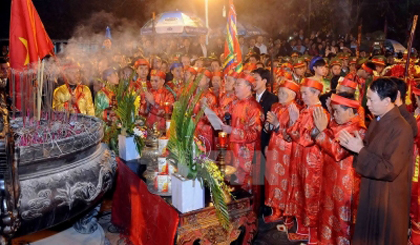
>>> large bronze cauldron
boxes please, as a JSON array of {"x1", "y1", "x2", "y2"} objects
[{"x1": 1, "y1": 113, "x2": 116, "y2": 241}]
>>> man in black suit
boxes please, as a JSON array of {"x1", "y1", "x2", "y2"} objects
[
  {"x1": 252, "y1": 68, "x2": 278, "y2": 216},
  {"x1": 178, "y1": 38, "x2": 193, "y2": 56},
  {"x1": 252, "y1": 68, "x2": 278, "y2": 153},
  {"x1": 191, "y1": 35, "x2": 208, "y2": 58}
]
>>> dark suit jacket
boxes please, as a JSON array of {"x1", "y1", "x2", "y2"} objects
[
  {"x1": 177, "y1": 46, "x2": 192, "y2": 56},
  {"x1": 191, "y1": 43, "x2": 208, "y2": 57},
  {"x1": 258, "y1": 90, "x2": 279, "y2": 154}
]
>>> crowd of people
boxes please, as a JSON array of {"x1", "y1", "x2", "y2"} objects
[{"x1": 2, "y1": 28, "x2": 420, "y2": 245}]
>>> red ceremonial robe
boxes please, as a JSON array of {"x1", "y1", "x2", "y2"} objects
[
  {"x1": 218, "y1": 91, "x2": 237, "y2": 114},
  {"x1": 265, "y1": 102, "x2": 296, "y2": 211},
  {"x1": 140, "y1": 87, "x2": 175, "y2": 132},
  {"x1": 194, "y1": 89, "x2": 218, "y2": 152},
  {"x1": 286, "y1": 104, "x2": 328, "y2": 239},
  {"x1": 315, "y1": 116, "x2": 366, "y2": 245},
  {"x1": 227, "y1": 96, "x2": 264, "y2": 191}
]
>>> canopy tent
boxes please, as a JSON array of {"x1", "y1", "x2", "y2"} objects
[
  {"x1": 384, "y1": 39, "x2": 406, "y2": 54},
  {"x1": 141, "y1": 11, "x2": 208, "y2": 36}
]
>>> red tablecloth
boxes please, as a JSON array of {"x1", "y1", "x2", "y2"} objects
[{"x1": 111, "y1": 159, "x2": 179, "y2": 245}]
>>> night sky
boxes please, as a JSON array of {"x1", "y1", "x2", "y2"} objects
[{"x1": 1, "y1": 0, "x2": 420, "y2": 46}]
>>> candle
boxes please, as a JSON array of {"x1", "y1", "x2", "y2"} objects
[
  {"x1": 218, "y1": 131, "x2": 228, "y2": 148},
  {"x1": 164, "y1": 102, "x2": 171, "y2": 114}
]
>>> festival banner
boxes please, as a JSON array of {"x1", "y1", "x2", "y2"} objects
[{"x1": 223, "y1": 0, "x2": 243, "y2": 73}]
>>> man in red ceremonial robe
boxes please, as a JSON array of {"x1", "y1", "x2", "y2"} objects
[
  {"x1": 336, "y1": 77, "x2": 365, "y2": 126},
  {"x1": 218, "y1": 70, "x2": 237, "y2": 115},
  {"x1": 221, "y1": 73, "x2": 264, "y2": 193},
  {"x1": 140, "y1": 70, "x2": 175, "y2": 132},
  {"x1": 356, "y1": 62, "x2": 376, "y2": 108},
  {"x1": 130, "y1": 58, "x2": 150, "y2": 92},
  {"x1": 211, "y1": 71, "x2": 223, "y2": 98},
  {"x1": 176, "y1": 66, "x2": 197, "y2": 98},
  {"x1": 286, "y1": 78, "x2": 327, "y2": 244},
  {"x1": 264, "y1": 80, "x2": 300, "y2": 223},
  {"x1": 313, "y1": 93, "x2": 366, "y2": 245},
  {"x1": 194, "y1": 69, "x2": 218, "y2": 152}
]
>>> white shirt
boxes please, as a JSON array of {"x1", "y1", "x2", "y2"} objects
[
  {"x1": 256, "y1": 89, "x2": 266, "y2": 103},
  {"x1": 200, "y1": 44, "x2": 207, "y2": 57},
  {"x1": 255, "y1": 43, "x2": 267, "y2": 54}
]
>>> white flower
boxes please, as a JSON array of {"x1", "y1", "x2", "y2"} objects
[{"x1": 133, "y1": 127, "x2": 141, "y2": 136}]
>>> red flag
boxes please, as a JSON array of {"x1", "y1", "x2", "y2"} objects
[{"x1": 9, "y1": 0, "x2": 54, "y2": 109}]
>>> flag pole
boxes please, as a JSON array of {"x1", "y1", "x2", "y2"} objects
[
  {"x1": 404, "y1": 15, "x2": 418, "y2": 106},
  {"x1": 20, "y1": 72, "x2": 24, "y2": 127},
  {"x1": 11, "y1": 71, "x2": 15, "y2": 119},
  {"x1": 37, "y1": 59, "x2": 45, "y2": 121},
  {"x1": 405, "y1": 15, "x2": 418, "y2": 78},
  {"x1": 356, "y1": 24, "x2": 362, "y2": 59}
]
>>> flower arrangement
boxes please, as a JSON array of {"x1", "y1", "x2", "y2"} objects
[
  {"x1": 167, "y1": 74, "x2": 231, "y2": 229},
  {"x1": 102, "y1": 72, "x2": 147, "y2": 156}
]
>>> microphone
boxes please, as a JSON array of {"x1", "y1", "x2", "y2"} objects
[{"x1": 224, "y1": 112, "x2": 231, "y2": 126}]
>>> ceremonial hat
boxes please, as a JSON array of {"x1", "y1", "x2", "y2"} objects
[
  {"x1": 198, "y1": 68, "x2": 212, "y2": 79},
  {"x1": 301, "y1": 54, "x2": 312, "y2": 63},
  {"x1": 372, "y1": 56, "x2": 386, "y2": 67},
  {"x1": 291, "y1": 51, "x2": 301, "y2": 58},
  {"x1": 208, "y1": 52, "x2": 218, "y2": 61},
  {"x1": 361, "y1": 63, "x2": 374, "y2": 74},
  {"x1": 238, "y1": 72, "x2": 256, "y2": 87},
  {"x1": 102, "y1": 67, "x2": 118, "y2": 81},
  {"x1": 301, "y1": 78, "x2": 323, "y2": 91},
  {"x1": 282, "y1": 56, "x2": 292, "y2": 63},
  {"x1": 134, "y1": 58, "x2": 150, "y2": 68},
  {"x1": 281, "y1": 80, "x2": 300, "y2": 93},
  {"x1": 169, "y1": 62, "x2": 183, "y2": 71},
  {"x1": 331, "y1": 94, "x2": 359, "y2": 108},
  {"x1": 413, "y1": 87, "x2": 420, "y2": 96},
  {"x1": 281, "y1": 63, "x2": 294, "y2": 71},
  {"x1": 243, "y1": 62, "x2": 257, "y2": 72},
  {"x1": 186, "y1": 66, "x2": 198, "y2": 75},
  {"x1": 309, "y1": 56, "x2": 324, "y2": 72},
  {"x1": 293, "y1": 58, "x2": 306, "y2": 69},
  {"x1": 338, "y1": 77, "x2": 358, "y2": 89},
  {"x1": 150, "y1": 69, "x2": 166, "y2": 80},
  {"x1": 357, "y1": 58, "x2": 369, "y2": 67},
  {"x1": 330, "y1": 58, "x2": 342, "y2": 67},
  {"x1": 226, "y1": 69, "x2": 239, "y2": 78},
  {"x1": 337, "y1": 52, "x2": 350, "y2": 60},
  {"x1": 212, "y1": 71, "x2": 223, "y2": 77},
  {"x1": 349, "y1": 57, "x2": 358, "y2": 65}
]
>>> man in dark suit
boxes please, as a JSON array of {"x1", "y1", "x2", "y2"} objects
[
  {"x1": 191, "y1": 35, "x2": 208, "y2": 58},
  {"x1": 252, "y1": 68, "x2": 278, "y2": 216},
  {"x1": 177, "y1": 38, "x2": 193, "y2": 56},
  {"x1": 252, "y1": 68, "x2": 278, "y2": 152}
]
